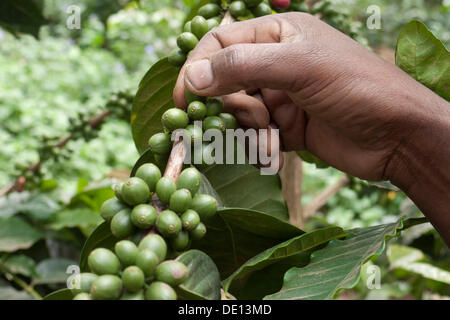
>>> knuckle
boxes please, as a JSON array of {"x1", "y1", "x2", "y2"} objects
[{"x1": 216, "y1": 45, "x2": 247, "y2": 75}]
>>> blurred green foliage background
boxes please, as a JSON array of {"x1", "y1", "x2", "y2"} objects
[{"x1": 0, "y1": 0, "x2": 448, "y2": 300}]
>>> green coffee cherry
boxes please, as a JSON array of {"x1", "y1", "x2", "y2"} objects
[
  {"x1": 191, "y1": 194, "x2": 218, "y2": 220},
  {"x1": 230, "y1": 1, "x2": 247, "y2": 18},
  {"x1": 71, "y1": 273, "x2": 98, "y2": 295},
  {"x1": 187, "y1": 101, "x2": 207, "y2": 120},
  {"x1": 206, "y1": 18, "x2": 219, "y2": 31},
  {"x1": 155, "y1": 260, "x2": 189, "y2": 286},
  {"x1": 244, "y1": 0, "x2": 262, "y2": 7},
  {"x1": 135, "y1": 249, "x2": 159, "y2": 277},
  {"x1": 190, "y1": 222, "x2": 207, "y2": 240},
  {"x1": 131, "y1": 204, "x2": 157, "y2": 229},
  {"x1": 121, "y1": 177, "x2": 150, "y2": 206},
  {"x1": 198, "y1": 4, "x2": 221, "y2": 19},
  {"x1": 121, "y1": 291, "x2": 144, "y2": 300},
  {"x1": 177, "y1": 32, "x2": 199, "y2": 53},
  {"x1": 135, "y1": 163, "x2": 161, "y2": 192},
  {"x1": 148, "y1": 132, "x2": 172, "y2": 155},
  {"x1": 185, "y1": 124, "x2": 203, "y2": 143},
  {"x1": 169, "y1": 189, "x2": 192, "y2": 214},
  {"x1": 112, "y1": 182, "x2": 125, "y2": 202},
  {"x1": 90, "y1": 275, "x2": 122, "y2": 300},
  {"x1": 191, "y1": 16, "x2": 209, "y2": 39},
  {"x1": 122, "y1": 266, "x2": 145, "y2": 293},
  {"x1": 203, "y1": 116, "x2": 226, "y2": 132},
  {"x1": 168, "y1": 49, "x2": 187, "y2": 67},
  {"x1": 111, "y1": 208, "x2": 135, "y2": 239},
  {"x1": 177, "y1": 167, "x2": 202, "y2": 196},
  {"x1": 252, "y1": 2, "x2": 272, "y2": 16},
  {"x1": 219, "y1": 112, "x2": 238, "y2": 129},
  {"x1": 88, "y1": 248, "x2": 121, "y2": 275},
  {"x1": 181, "y1": 209, "x2": 201, "y2": 231},
  {"x1": 170, "y1": 230, "x2": 190, "y2": 251},
  {"x1": 138, "y1": 234, "x2": 167, "y2": 262},
  {"x1": 100, "y1": 198, "x2": 127, "y2": 222},
  {"x1": 156, "y1": 210, "x2": 182, "y2": 238},
  {"x1": 145, "y1": 282, "x2": 177, "y2": 300},
  {"x1": 206, "y1": 97, "x2": 224, "y2": 116},
  {"x1": 73, "y1": 293, "x2": 91, "y2": 300},
  {"x1": 290, "y1": 2, "x2": 309, "y2": 12},
  {"x1": 185, "y1": 89, "x2": 205, "y2": 105},
  {"x1": 183, "y1": 21, "x2": 192, "y2": 32},
  {"x1": 156, "y1": 176, "x2": 176, "y2": 204},
  {"x1": 161, "y1": 108, "x2": 190, "y2": 132},
  {"x1": 114, "y1": 240, "x2": 138, "y2": 267}
]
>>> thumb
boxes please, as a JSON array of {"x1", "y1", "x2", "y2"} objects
[{"x1": 184, "y1": 43, "x2": 309, "y2": 97}]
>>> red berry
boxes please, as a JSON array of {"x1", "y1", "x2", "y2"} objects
[{"x1": 270, "y1": 0, "x2": 290, "y2": 10}]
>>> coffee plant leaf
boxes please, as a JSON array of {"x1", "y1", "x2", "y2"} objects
[
  {"x1": 79, "y1": 222, "x2": 117, "y2": 272},
  {"x1": 131, "y1": 57, "x2": 179, "y2": 154},
  {"x1": 176, "y1": 249, "x2": 221, "y2": 300},
  {"x1": 0, "y1": 216, "x2": 44, "y2": 252},
  {"x1": 192, "y1": 208, "x2": 303, "y2": 278},
  {"x1": 387, "y1": 245, "x2": 450, "y2": 284},
  {"x1": 396, "y1": 20, "x2": 450, "y2": 101},
  {"x1": 0, "y1": 282, "x2": 33, "y2": 300},
  {"x1": 35, "y1": 258, "x2": 78, "y2": 285},
  {"x1": 222, "y1": 226, "x2": 345, "y2": 295},
  {"x1": 1, "y1": 254, "x2": 37, "y2": 278},
  {"x1": 264, "y1": 218, "x2": 427, "y2": 300},
  {"x1": 297, "y1": 151, "x2": 330, "y2": 169},
  {"x1": 43, "y1": 288, "x2": 73, "y2": 300},
  {"x1": 0, "y1": 0, "x2": 47, "y2": 38},
  {"x1": 49, "y1": 208, "x2": 103, "y2": 233},
  {"x1": 199, "y1": 164, "x2": 289, "y2": 220},
  {"x1": 69, "y1": 185, "x2": 115, "y2": 213},
  {"x1": 183, "y1": 0, "x2": 211, "y2": 25}
]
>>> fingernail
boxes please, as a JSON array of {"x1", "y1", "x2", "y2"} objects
[{"x1": 186, "y1": 59, "x2": 213, "y2": 90}]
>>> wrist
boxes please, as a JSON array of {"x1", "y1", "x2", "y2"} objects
[{"x1": 385, "y1": 89, "x2": 450, "y2": 244}]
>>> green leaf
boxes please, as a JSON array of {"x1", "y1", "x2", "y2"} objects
[
  {"x1": 0, "y1": 192, "x2": 59, "y2": 221},
  {"x1": 0, "y1": 0, "x2": 48, "y2": 37},
  {"x1": 0, "y1": 282, "x2": 32, "y2": 300},
  {"x1": 79, "y1": 222, "x2": 116, "y2": 272},
  {"x1": 183, "y1": 0, "x2": 211, "y2": 25},
  {"x1": 265, "y1": 218, "x2": 426, "y2": 300},
  {"x1": 192, "y1": 208, "x2": 303, "y2": 278},
  {"x1": 176, "y1": 249, "x2": 221, "y2": 300},
  {"x1": 130, "y1": 148, "x2": 161, "y2": 176},
  {"x1": 69, "y1": 185, "x2": 115, "y2": 212},
  {"x1": 35, "y1": 258, "x2": 77, "y2": 284},
  {"x1": 396, "y1": 20, "x2": 450, "y2": 101},
  {"x1": 223, "y1": 226, "x2": 345, "y2": 297},
  {"x1": 43, "y1": 288, "x2": 73, "y2": 300},
  {"x1": 199, "y1": 164, "x2": 289, "y2": 220},
  {"x1": 2, "y1": 254, "x2": 37, "y2": 278},
  {"x1": 49, "y1": 208, "x2": 103, "y2": 232},
  {"x1": 387, "y1": 245, "x2": 450, "y2": 284},
  {"x1": 131, "y1": 57, "x2": 179, "y2": 154},
  {"x1": 0, "y1": 216, "x2": 43, "y2": 252}
]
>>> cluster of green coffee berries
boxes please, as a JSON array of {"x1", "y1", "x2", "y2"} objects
[
  {"x1": 101, "y1": 164, "x2": 217, "y2": 247},
  {"x1": 149, "y1": 95, "x2": 238, "y2": 167},
  {"x1": 71, "y1": 236, "x2": 188, "y2": 300},
  {"x1": 75, "y1": 163, "x2": 219, "y2": 300}
]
